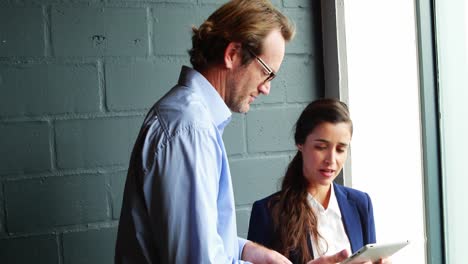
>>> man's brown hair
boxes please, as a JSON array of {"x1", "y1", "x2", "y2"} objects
[{"x1": 189, "y1": 0, "x2": 295, "y2": 71}]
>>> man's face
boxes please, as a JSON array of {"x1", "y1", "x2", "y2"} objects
[{"x1": 226, "y1": 29, "x2": 286, "y2": 113}]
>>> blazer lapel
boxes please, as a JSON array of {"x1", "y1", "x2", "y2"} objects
[{"x1": 334, "y1": 183, "x2": 363, "y2": 253}]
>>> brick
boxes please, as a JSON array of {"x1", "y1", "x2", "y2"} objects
[
  {"x1": 200, "y1": 0, "x2": 281, "y2": 5},
  {"x1": 0, "y1": 183, "x2": 4, "y2": 234},
  {"x1": 0, "y1": 8, "x2": 44, "y2": 57},
  {"x1": 0, "y1": 64, "x2": 100, "y2": 117},
  {"x1": 152, "y1": 6, "x2": 216, "y2": 55},
  {"x1": 55, "y1": 116, "x2": 143, "y2": 169},
  {"x1": 51, "y1": 7, "x2": 148, "y2": 57},
  {"x1": 63, "y1": 228, "x2": 117, "y2": 264},
  {"x1": 236, "y1": 208, "x2": 251, "y2": 239},
  {"x1": 199, "y1": 0, "x2": 228, "y2": 4},
  {"x1": 0, "y1": 235, "x2": 59, "y2": 264},
  {"x1": 252, "y1": 56, "x2": 312, "y2": 106},
  {"x1": 109, "y1": 171, "x2": 126, "y2": 219},
  {"x1": 22, "y1": 0, "x2": 95, "y2": 3},
  {"x1": 4, "y1": 174, "x2": 108, "y2": 233},
  {"x1": 0, "y1": 122, "x2": 51, "y2": 175},
  {"x1": 272, "y1": 0, "x2": 282, "y2": 6},
  {"x1": 283, "y1": 0, "x2": 311, "y2": 8},
  {"x1": 254, "y1": 55, "x2": 322, "y2": 105},
  {"x1": 251, "y1": 79, "x2": 286, "y2": 105},
  {"x1": 246, "y1": 106, "x2": 303, "y2": 153},
  {"x1": 223, "y1": 113, "x2": 245, "y2": 155},
  {"x1": 110, "y1": 0, "x2": 194, "y2": 2},
  {"x1": 283, "y1": 8, "x2": 318, "y2": 54},
  {"x1": 105, "y1": 58, "x2": 189, "y2": 111},
  {"x1": 230, "y1": 156, "x2": 289, "y2": 205},
  {"x1": 283, "y1": 55, "x2": 322, "y2": 102}
]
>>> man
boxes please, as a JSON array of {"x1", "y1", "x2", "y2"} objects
[{"x1": 115, "y1": 0, "x2": 350, "y2": 263}]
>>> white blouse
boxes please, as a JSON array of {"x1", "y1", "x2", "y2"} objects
[{"x1": 307, "y1": 184, "x2": 351, "y2": 259}]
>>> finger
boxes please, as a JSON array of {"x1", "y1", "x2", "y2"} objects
[
  {"x1": 280, "y1": 256, "x2": 292, "y2": 264},
  {"x1": 271, "y1": 250, "x2": 292, "y2": 264},
  {"x1": 279, "y1": 253, "x2": 292, "y2": 264},
  {"x1": 325, "y1": 249, "x2": 349, "y2": 263}
]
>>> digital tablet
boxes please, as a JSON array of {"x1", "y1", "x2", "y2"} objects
[{"x1": 341, "y1": 240, "x2": 410, "y2": 264}]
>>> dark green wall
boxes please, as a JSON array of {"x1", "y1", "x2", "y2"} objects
[{"x1": 0, "y1": 0, "x2": 323, "y2": 263}]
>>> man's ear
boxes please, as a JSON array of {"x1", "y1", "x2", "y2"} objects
[
  {"x1": 224, "y1": 42, "x2": 242, "y2": 69},
  {"x1": 297, "y1": 144, "x2": 303, "y2": 152}
]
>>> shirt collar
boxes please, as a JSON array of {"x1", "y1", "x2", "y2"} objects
[
  {"x1": 327, "y1": 184, "x2": 342, "y2": 217},
  {"x1": 178, "y1": 66, "x2": 232, "y2": 131},
  {"x1": 307, "y1": 184, "x2": 342, "y2": 218}
]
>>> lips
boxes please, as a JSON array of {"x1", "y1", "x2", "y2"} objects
[
  {"x1": 319, "y1": 169, "x2": 335, "y2": 178},
  {"x1": 249, "y1": 95, "x2": 257, "y2": 103}
]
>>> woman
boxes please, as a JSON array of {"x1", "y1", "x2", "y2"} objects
[{"x1": 247, "y1": 98, "x2": 390, "y2": 264}]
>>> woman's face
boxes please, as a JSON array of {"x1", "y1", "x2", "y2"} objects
[{"x1": 297, "y1": 121, "x2": 352, "y2": 192}]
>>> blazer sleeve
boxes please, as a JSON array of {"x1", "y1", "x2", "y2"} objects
[
  {"x1": 365, "y1": 192, "x2": 377, "y2": 244},
  {"x1": 336, "y1": 183, "x2": 377, "y2": 251},
  {"x1": 247, "y1": 199, "x2": 274, "y2": 249}
]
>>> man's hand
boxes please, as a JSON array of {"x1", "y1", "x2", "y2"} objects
[{"x1": 241, "y1": 241, "x2": 292, "y2": 264}]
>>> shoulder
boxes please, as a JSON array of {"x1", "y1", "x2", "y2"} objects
[
  {"x1": 248, "y1": 192, "x2": 280, "y2": 245},
  {"x1": 139, "y1": 85, "x2": 220, "y2": 158},
  {"x1": 334, "y1": 183, "x2": 372, "y2": 204},
  {"x1": 252, "y1": 191, "x2": 281, "y2": 208},
  {"x1": 250, "y1": 192, "x2": 281, "y2": 220},
  {"x1": 156, "y1": 85, "x2": 214, "y2": 134}
]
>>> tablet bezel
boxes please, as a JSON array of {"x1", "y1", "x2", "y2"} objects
[{"x1": 341, "y1": 240, "x2": 410, "y2": 264}]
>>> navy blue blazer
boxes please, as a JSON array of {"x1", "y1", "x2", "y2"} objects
[{"x1": 247, "y1": 182, "x2": 376, "y2": 263}]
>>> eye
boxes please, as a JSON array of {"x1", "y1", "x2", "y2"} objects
[
  {"x1": 337, "y1": 146, "x2": 348, "y2": 153},
  {"x1": 315, "y1": 144, "x2": 327, "y2": 150}
]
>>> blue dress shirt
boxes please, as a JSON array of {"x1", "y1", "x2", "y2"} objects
[{"x1": 115, "y1": 66, "x2": 249, "y2": 264}]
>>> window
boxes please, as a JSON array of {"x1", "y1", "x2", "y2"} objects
[
  {"x1": 327, "y1": 0, "x2": 427, "y2": 262},
  {"x1": 435, "y1": 0, "x2": 468, "y2": 263}
]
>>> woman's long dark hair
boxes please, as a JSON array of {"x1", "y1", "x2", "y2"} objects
[{"x1": 269, "y1": 98, "x2": 353, "y2": 263}]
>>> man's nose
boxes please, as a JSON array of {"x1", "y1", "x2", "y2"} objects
[{"x1": 259, "y1": 81, "x2": 271, "y2": 95}]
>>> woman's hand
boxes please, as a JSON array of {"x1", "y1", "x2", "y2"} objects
[
  {"x1": 306, "y1": 249, "x2": 350, "y2": 264},
  {"x1": 374, "y1": 257, "x2": 392, "y2": 264}
]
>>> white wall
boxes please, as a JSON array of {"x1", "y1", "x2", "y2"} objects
[
  {"x1": 342, "y1": 0, "x2": 426, "y2": 263},
  {"x1": 435, "y1": 0, "x2": 468, "y2": 263}
]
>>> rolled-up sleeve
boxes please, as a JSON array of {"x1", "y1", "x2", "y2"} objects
[{"x1": 238, "y1": 237, "x2": 249, "y2": 259}]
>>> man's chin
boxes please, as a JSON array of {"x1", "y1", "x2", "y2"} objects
[
  {"x1": 229, "y1": 102, "x2": 250, "y2": 114},
  {"x1": 232, "y1": 108, "x2": 249, "y2": 114},
  {"x1": 239, "y1": 103, "x2": 251, "y2": 114}
]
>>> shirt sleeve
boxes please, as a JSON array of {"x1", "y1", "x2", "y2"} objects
[
  {"x1": 238, "y1": 237, "x2": 249, "y2": 260},
  {"x1": 146, "y1": 126, "x2": 250, "y2": 264}
]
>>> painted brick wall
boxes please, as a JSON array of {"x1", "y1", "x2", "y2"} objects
[{"x1": 0, "y1": 0, "x2": 323, "y2": 263}]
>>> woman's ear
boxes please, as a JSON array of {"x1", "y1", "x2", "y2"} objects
[
  {"x1": 297, "y1": 144, "x2": 303, "y2": 152},
  {"x1": 224, "y1": 42, "x2": 242, "y2": 69}
]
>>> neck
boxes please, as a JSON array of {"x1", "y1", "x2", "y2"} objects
[
  {"x1": 308, "y1": 183, "x2": 332, "y2": 209},
  {"x1": 200, "y1": 67, "x2": 227, "y2": 101}
]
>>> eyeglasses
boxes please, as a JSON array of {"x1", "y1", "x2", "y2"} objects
[{"x1": 247, "y1": 48, "x2": 276, "y2": 83}]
